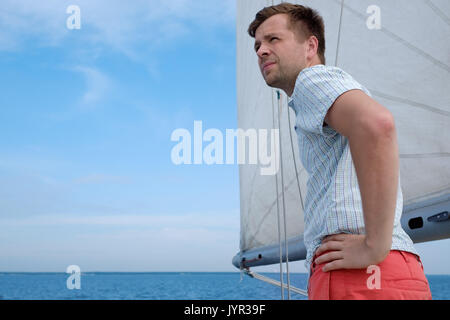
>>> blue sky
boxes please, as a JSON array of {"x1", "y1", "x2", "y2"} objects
[
  {"x1": 0, "y1": 0, "x2": 242, "y2": 272},
  {"x1": 0, "y1": 0, "x2": 449, "y2": 274}
]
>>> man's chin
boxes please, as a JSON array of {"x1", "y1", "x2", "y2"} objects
[{"x1": 264, "y1": 77, "x2": 281, "y2": 90}]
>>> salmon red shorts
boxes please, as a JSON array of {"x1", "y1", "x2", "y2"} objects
[{"x1": 308, "y1": 250, "x2": 432, "y2": 300}]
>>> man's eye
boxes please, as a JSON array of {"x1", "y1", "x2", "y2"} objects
[{"x1": 270, "y1": 37, "x2": 278, "y2": 42}]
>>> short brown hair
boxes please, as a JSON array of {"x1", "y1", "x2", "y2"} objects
[{"x1": 248, "y1": 3, "x2": 326, "y2": 64}]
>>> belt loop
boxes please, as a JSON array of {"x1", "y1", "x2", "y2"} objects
[{"x1": 399, "y1": 250, "x2": 410, "y2": 263}]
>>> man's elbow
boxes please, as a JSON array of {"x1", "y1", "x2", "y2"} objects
[
  {"x1": 370, "y1": 112, "x2": 396, "y2": 136},
  {"x1": 349, "y1": 111, "x2": 396, "y2": 140}
]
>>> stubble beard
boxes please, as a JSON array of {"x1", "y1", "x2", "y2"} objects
[{"x1": 264, "y1": 65, "x2": 288, "y2": 93}]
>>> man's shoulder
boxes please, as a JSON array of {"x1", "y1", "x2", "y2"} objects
[
  {"x1": 293, "y1": 64, "x2": 369, "y2": 99},
  {"x1": 298, "y1": 64, "x2": 349, "y2": 81}
]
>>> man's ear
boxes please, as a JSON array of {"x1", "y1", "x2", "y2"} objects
[{"x1": 307, "y1": 36, "x2": 319, "y2": 59}]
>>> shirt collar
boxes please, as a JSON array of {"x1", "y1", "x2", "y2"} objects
[
  {"x1": 288, "y1": 64, "x2": 326, "y2": 112},
  {"x1": 288, "y1": 97, "x2": 295, "y2": 109}
]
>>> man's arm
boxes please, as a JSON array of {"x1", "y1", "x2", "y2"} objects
[{"x1": 315, "y1": 89, "x2": 398, "y2": 271}]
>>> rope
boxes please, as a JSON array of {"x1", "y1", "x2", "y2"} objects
[
  {"x1": 244, "y1": 269, "x2": 308, "y2": 297},
  {"x1": 286, "y1": 96, "x2": 305, "y2": 212},
  {"x1": 276, "y1": 90, "x2": 291, "y2": 300},
  {"x1": 268, "y1": 0, "x2": 288, "y2": 301},
  {"x1": 271, "y1": 89, "x2": 285, "y2": 300},
  {"x1": 335, "y1": 0, "x2": 345, "y2": 66},
  {"x1": 251, "y1": 0, "x2": 299, "y2": 301}
]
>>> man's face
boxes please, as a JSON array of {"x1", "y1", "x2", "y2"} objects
[{"x1": 254, "y1": 14, "x2": 309, "y2": 95}]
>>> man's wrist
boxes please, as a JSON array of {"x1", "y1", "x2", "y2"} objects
[{"x1": 364, "y1": 235, "x2": 392, "y2": 263}]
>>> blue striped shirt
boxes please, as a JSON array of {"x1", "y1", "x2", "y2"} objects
[{"x1": 287, "y1": 64, "x2": 418, "y2": 276}]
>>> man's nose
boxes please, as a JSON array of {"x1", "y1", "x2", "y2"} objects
[{"x1": 257, "y1": 44, "x2": 270, "y2": 58}]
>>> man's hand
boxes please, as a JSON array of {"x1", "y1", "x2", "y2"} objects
[{"x1": 314, "y1": 233, "x2": 391, "y2": 272}]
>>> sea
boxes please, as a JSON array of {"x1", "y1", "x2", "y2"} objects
[{"x1": 0, "y1": 272, "x2": 449, "y2": 300}]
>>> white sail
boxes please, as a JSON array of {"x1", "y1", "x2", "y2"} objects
[{"x1": 234, "y1": 0, "x2": 450, "y2": 269}]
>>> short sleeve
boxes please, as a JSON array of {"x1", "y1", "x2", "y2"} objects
[{"x1": 291, "y1": 65, "x2": 369, "y2": 138}]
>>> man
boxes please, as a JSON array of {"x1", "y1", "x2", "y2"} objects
[{"x1": 248, "y1": 3, "x2": 432, "y2": 300}]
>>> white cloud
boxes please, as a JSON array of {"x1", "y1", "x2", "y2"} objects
[
  {"x1": 0, "y1": 0, "x2": 68, "y2": 50},
  {"x1": 0, "y1": 210, "x2": 241, "y2": 271},
  {"x1": 73, "y1": 173, "x2": 132, "y2": 185},
  {"x1": 0, "y1": 211, "x2": 239, "y2": 229},
  {"x1": 1, "y1": 212, "x2": 449, "y2": 274},
  {"x1": 0, "y1": 0, "x2": 235, "y2": 54},
  {"x1": 71, "y1": 66, "x2": 111, "y2": 107}
]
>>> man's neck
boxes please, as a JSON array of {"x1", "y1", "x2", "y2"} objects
[{"x1": 286, "y1": 61, "x2": 323, "y2": 97}]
